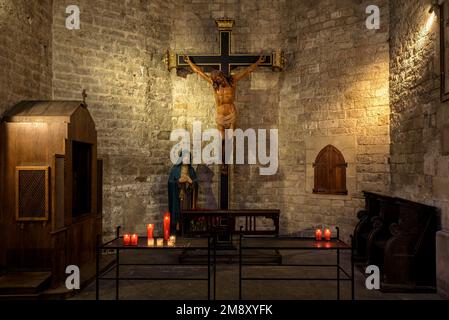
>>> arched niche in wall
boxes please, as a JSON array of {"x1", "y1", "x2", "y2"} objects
[{"x1": 313, "y1": 145, "x2": 348, "y2": 195}]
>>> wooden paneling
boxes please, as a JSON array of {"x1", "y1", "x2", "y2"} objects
[
  {"x1": 97, "y1": 159, "x2": 103, "y2": 218},
  {"x1": 51, "y1": 229, "x2": 68, "y2": 286},
  {"x1": 313, "y1": 147, "x2": 330, "y2": 193},
  {"x1": 313, "y1": 145, "x2": 348, "y2": 195},
  {"x1": 54, "y1": 155, "x2": 65, "y2": 230},
  {"x1": 355, "y1": 193, "x2": 437, "y2": 291},
  {"x1": 0, "y1": 101, "x2": 101, "y2": 287}
]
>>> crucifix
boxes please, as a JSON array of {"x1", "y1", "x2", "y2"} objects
[{"x1": 166, "y1": 19, "x2": 284, "y2": 210}]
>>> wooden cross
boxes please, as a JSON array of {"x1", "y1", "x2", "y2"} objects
[
  {"x1": 168, "y1": 19, "x2": 283, "y2": 77},
  {"x1": 166, "y1": 19, "x2": 283, "y2": 210}
]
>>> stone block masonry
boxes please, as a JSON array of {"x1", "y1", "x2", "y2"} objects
[
  {"x1": 276, "y1": 0, "x2": 390, "y2": 241},
  {"x1": 389, "y1": 0, "x2": 449, "y2": 298},
  {"x1": 52, "y1": 0, "x2": 175, "y2": 238},
  {"x1": 1, "y1": 0, "x2": 392, "y2": 244},
  {"x1": 1, "y1": 0, "x2": 447, "y2": 297},
  {"x1": 169, "y1": 0, "x2": 390, "y2": 244},
  {"x1": 0, "y1": 0, "x2": 53, "y2": 115}
]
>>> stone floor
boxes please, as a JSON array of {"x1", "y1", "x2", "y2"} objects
[{"x1": 72, "y1": 249, "x2": 443, "y2": 300}]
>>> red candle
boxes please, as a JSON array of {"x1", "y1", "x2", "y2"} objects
[
  {"x1": 315, "y1": 229, "x2": 322, "y2": 241},
  {"x1": 131, "y1": 234, "x2": 138, "y2": 246},
  {"x1": 123, "y1": 234, "x2": 131, "y2": 246},
  {"x1": 147, "y1": 224, "x2": 154, "y2": 239},
  {"x1": 164, "y1": 212, "x2": 170, "y2": 241},
  {"x1": 324, "y1": 228, "x2": 331, "y2": 241}
]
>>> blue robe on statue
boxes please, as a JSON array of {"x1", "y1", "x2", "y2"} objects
[{"x1": 168, "y1": 159, "x2": 198, "y2": 233}]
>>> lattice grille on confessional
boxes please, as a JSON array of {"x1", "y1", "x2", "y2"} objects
[{"x1": 16, "y1": 166, "x2": 49, "y2": 221}]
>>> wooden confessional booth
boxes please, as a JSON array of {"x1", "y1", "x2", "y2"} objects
[{"x1": 0, "y1": 101, "x2": 102, "y2": 288}]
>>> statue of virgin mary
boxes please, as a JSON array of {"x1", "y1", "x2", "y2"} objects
[{"x1": 168, "y1": 150, "x2": 198, "y2": 234}]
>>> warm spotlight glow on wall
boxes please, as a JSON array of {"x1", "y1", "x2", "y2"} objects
[
  {"x1": 415, "y1": 10, "x2": 436, "y2": 50},
  {"x1": 425, "y1": 11, "x2": 436, "y2": 33}
]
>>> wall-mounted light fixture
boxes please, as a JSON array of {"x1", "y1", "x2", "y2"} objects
[{"x1": 430, "y1": 0, "x2": 445, "y2": 13}]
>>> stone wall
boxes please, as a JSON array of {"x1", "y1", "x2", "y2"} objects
[
  {"x1": 0, "y1": 0, "x2": 53, "y2": 115},
  {"x1": 278, "y1": 0, "x2": 390, "y2": 239},
  {"x1": 52, "y1": 0, "x2": 174, "y2": 238},
  {"x1": 169, "y1": 0, "x2": 286, "y2": 215},
  {"x1": 1, "y1": 0, "x2": 392, "y2": 244},
  {"x1": 3, "y1": 0, "x2": 449, "y2": 297},
  {"x1": 169, "y1": 0, "x2": 391, "y2": 242},
  {"x1": 389, "y1": 0, "x2": 449, "y2": 298},
  {"x1": 47, "y1": 0, "x2": 449, "y2": 298}
]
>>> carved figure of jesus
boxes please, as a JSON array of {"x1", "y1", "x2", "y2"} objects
[{"x1": 184, "y1": 55, "x2": 265, "y2": 138}]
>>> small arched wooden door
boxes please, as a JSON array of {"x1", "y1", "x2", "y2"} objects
[{"x1": 313, "y1": 145, "x2": 348, "y2": 195}]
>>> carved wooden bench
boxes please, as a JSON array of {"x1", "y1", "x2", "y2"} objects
[
  {"x1": 353, "y1": 192, "x2": 396, "y2": 261},
  {"x1": 354, "y1": 192, "x2": 437, "y2": 292}
]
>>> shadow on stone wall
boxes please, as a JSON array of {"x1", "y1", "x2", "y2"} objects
[{"x1": 196, "y1": 164, "x2": 218, "y2": 209}]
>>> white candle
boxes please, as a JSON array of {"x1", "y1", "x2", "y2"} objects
[
  {"x1": 147, "y1": 238, "x2": 154, "y2": 247},
  {"x1": 156, "y1": 238, "x2": 164, "y2": 247}
]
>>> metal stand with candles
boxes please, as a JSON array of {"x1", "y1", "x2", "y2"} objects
[{"x1": 95, "y1": 226, "x2": 216, "y2": 300}]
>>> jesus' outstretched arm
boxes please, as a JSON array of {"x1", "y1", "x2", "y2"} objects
[
  {"x1": 233, "y1": 55, "x2": 266, "y2": 82},
  {"x1": 184, "y1": 56, "x2": 213, "y2": 84}
]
